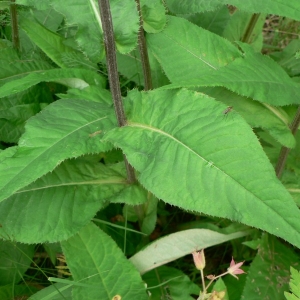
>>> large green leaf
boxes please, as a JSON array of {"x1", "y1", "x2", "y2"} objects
[
  {"x1": 0, "y1": 68, "x2": 106, "y2": 98},
  {"x1": 0, "y1": 157, "x2": 130, "y2": 243},
  {"x1": 149, "y1": 17, "x2": 300, "y2": 106},
  {"x1": 61, "y1": 222, "x2": 148, "y2": 300},
  {"x1": 104, "y1": 89, "x2": 300, "y2": 248},
  {"x1": 165, "y1": 0, "x2": 300, "y2": 21},
  {"x1": 147, "y1": 16, "x2": 241, "y2": 80},
  {"x1": 0, "y1": 99, "x2": 115, "y2": 203}
]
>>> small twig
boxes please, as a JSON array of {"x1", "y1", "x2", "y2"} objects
[
  {"x1": 97, "y1": 0, "x2": 136, "y2": 184},
  {"x1": 135, "y1": 0, "x2": 152, "y2": 90},
  {"x1": 10, "y1": 0, "x2": 20, "y2": 51},
  {"x1": 275, "y1": 106, "x2": 300, "y2": 178}
]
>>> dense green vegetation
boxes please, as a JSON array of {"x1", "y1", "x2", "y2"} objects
[{"x1": 0, "y1": 1, "x2": 300, "y2": 299}]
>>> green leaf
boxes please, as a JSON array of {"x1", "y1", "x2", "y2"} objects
[
  {"x1": 0, "y1": 49, "x2": 52, "y2": 85},
  {"x1": 181, "y1": 5, "x2": 230, "y2": 36},
  {"x1": 0, "y1": 241, "x2": 35, "y2": 285},
  {"x1": 285, "y1": 267, "x2": 300, "y2": 300},
  {"x1": 28, "y1": 281, "x2": 72, "y2": 300},
  {"x1": 223, "y1": 10, "x2": 265, "y2": 52},
  {"x1": 229, "y1": 0, "x2": 300, "y2": 21},
  {"x1": 61, "y1": 222, "x2": 148, "y2": 300},
  {"x1": 165, "y1": 0, "x2": 223, "y2": 13},
  {"x1": 0, "y1": 68, "x2": 106, "y2": 98},
  {"x1": 18, "y1": 0, "x2": 139, "y2": 59},
  {"x1": 130, "y1": 228, "x2": 249, "y2": 275},
  {"x1": 165, "y1": 0, "x2": 300, "y2": 21},
  {"x1": 104, "y1": 89, "x2": 300, "y2": 248},
  {"x1": 117, "y1": 48, "x2": 169, "y2": 89},
  {"x1": 199, "y1": 87, "x2": 295, "y2": 148},
  {"x1": 242, "y1": 234, "x2": 299, "y2": 299},
  {"x1": 143, "y1": 266, "x2": 200, "y2": 300},
  {"x1": 0, "y1": 99, "x2": 115, "y2": 203},
  {"x1": 211, "y1": 278, "x2": 228, "y2": 300},
  {"x1": 161, "y1": 44, "x2": 300, "y2": 106},
  {"x1": 147, "y1": 16, "x2": 242, "y2": 80},
  {"x1": 140, "y1": 0, "x2": 166, "y2": 33},
  {"x1": 19, "y1": 15, "x2": 88, "y2": 69},
  {"x1": 0, "y1": 157, "x2": 129, "y2": 243}
]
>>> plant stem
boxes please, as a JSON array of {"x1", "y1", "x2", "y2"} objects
[
  {"x1": 276, "y1": 106, "x2": 300, "y2": 178},
  {"x1": 97, "y1": 0, "x2": 136, "y2": 184},
  {"x1": 241, "y1": 13, "x2": 261, "y2": 44},
  {"x1": 10, "y1": 0, "x2": 20, "y2": 52},
  {"x1": 135, "y1": 0, "x2": 152, "y2": 90}
]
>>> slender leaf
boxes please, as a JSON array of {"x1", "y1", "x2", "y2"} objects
[
  {"x1": 130, "y1": 228, "x2": 249, "y2": 274},
  {"x1": 0, "y1": 68, "x2": 106, "y2": 98},
  {"x1": 61, "y1": 222, "x2": 148, "y2": 300},
  {"x1": 104, "y1": 89, "x2": 300, "y2": 248},
  {"x1": 0, "y1": 99, "x2": 115, "y2": 203},
  {"x1": 0, "y1": 157, "x2": 129, "y2": 243}
]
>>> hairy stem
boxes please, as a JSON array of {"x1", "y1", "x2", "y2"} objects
[
  {"x1": 241, "y1": 13, "x2": 261, "y2": 44},
  {"x1": 275, "y1": 106, "x2": 300, "y2": 178},
  {"x1": 135, "y1": 0, "x2": 152, "y2": 90},
  {"x1": 97, "y1": 0, "x2": 136, "y2": 183},
  {"x1": 10, "y1": 0, "x2": 20, "y2": 51}
]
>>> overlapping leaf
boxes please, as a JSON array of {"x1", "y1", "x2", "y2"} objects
[
  {"x1": 104, "y1": 88, "x2": 300, "y2": 248},
  {"x1": 0, "y1": 68, "x2": 106, "y2": 98},
  {"x1": 148, "y1": 17, "x2": 300, "y2": 106},
  {"x1": 147, "y1": 16, "x2": 242, "y2": 80},
  {"x1": 0, "y1": 157, "x2": 130, "y2": 243},
  {"x1": 0, "y1": 99, "x2": 116, "y2": 203},
  {"x1": 61, "y1": 222, "x2": 148, "y2": 300},
  {"x1": 199, "y1": 87, "x2": 295, "y2": 148}
]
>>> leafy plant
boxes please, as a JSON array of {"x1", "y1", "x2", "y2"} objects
[{"x1": 0, "y1": 0, "x2": 300, "y2": 299}]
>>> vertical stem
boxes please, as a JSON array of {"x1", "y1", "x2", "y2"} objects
[
  {"x1": 97, "y1": 0, "x2": 136, "y2": 183},
  {"x1": 10, "y1": 0, "x2": 20, "y2": 52},
  {"x1": 275, "y1": 106, "x2": 300, "y2": 178},
  {"x1": 241, "y1": 13, "x2": 261, "y2": 44},
  {"x1": 135, "y1": 0, "x2": 152, "y2": 90}
]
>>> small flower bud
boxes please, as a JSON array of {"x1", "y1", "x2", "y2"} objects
[{"x1": 192, "y1": 249, "x2": 206, "y2": 270}]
